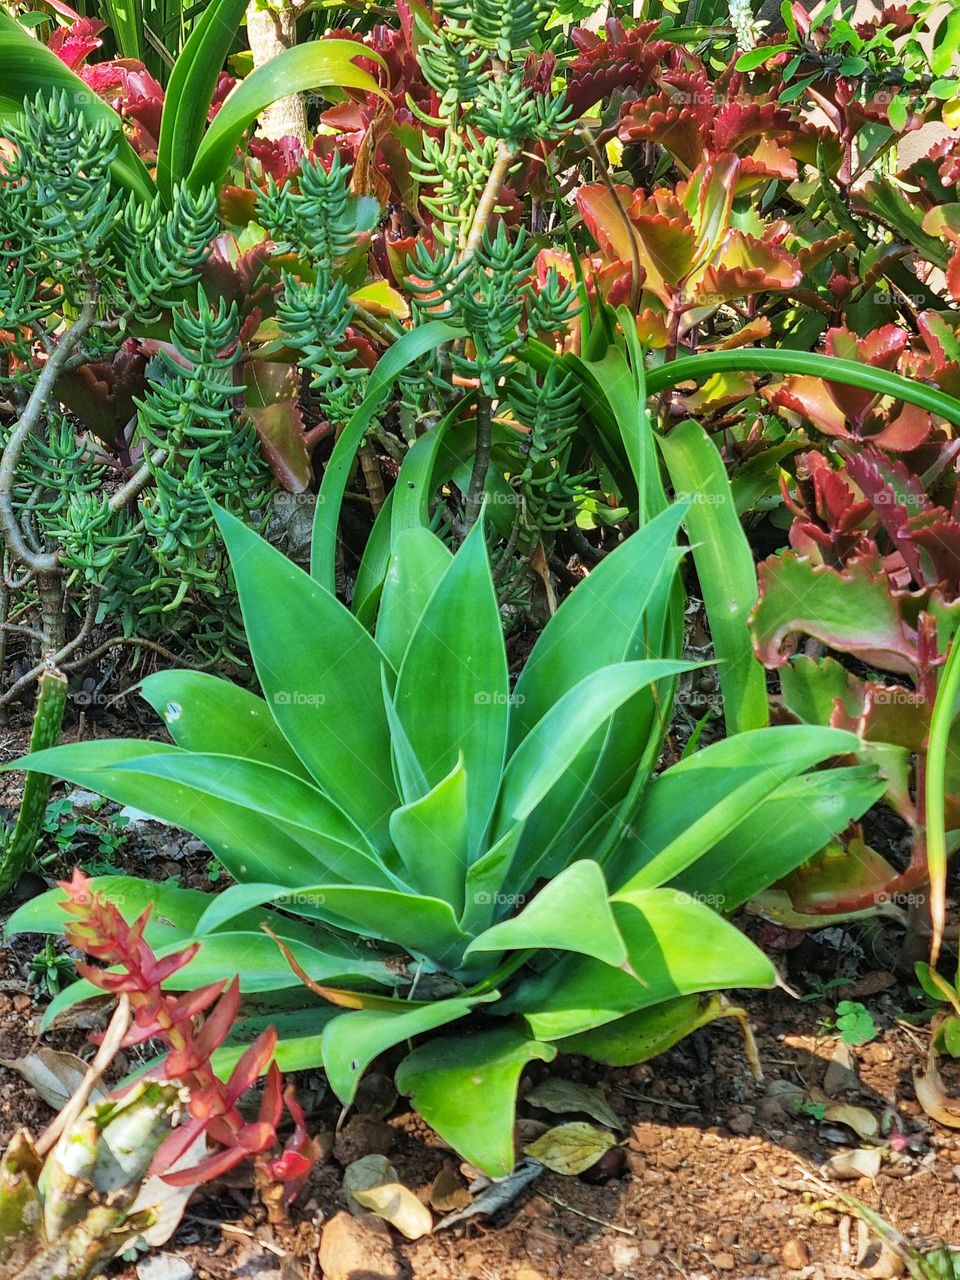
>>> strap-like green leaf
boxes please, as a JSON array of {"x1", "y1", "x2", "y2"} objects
[
  {"x1": 396, "y1": 518, "x2": 509, "y2": 856},
  {"x1": 389, "y1": 757, "x2": 468, "y2": 912},
  {"x1": 196, "y1": 882, "x2": 470, "y2": 972},
  {"x1": 495, "y1": 660, "x2": 697, "y2": 839},
  {"x1": 657, "y1": 420, "x2": 769, "y2": 735},
  {"x1": 646, "y1": 349, "x2": 960, "y2": 431},
  {"x1": 376, "y1": 529, "x2": 452, "y2": 672},
  {"x1": 155, "y1": 0, "x2": 248, "y2": 202},
  {"x1": 466, "y1": 861, "x2": 629, "y2": 969},
  {"x1": 395, "y1": 1026, "x2": 556, "y2": 1177},
  {"x1": 669, "y1": 765, "x2": 886, "y2": 913},
  {"x1": 312, "y1": 321, "x2": 465, "y2": 589},
  {"x1": 213, "y1": 504, "x2": 399, "y2": 849},
  {"x1": 187, "y1": 41, "x2": 386, "y2": 193},
  {"x1": 10, "y1": 741, "x2": 339, "y2": 889},
  {"x1": 138, "y1": 669, "x2": 311, "y2": 780},
  {"x1": 613, "y1": 726, "x2": 862, "y2": 892}
]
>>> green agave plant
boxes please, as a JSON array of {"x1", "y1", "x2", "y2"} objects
[{"x1": 8, "y1": 502, "x2": 884, "y2": 1175}]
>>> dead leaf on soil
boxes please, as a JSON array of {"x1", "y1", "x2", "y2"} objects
[
  {"x1": 434, "y1": 1159, "x2": 542, "y2": 1230},
  {"x1": 524, "y1": 1078, "x2": 623, "y2": 1130},
  {"x1": 820, "y1": 1101, "x2": 880, "y2": 1142},
  {"x1": 343, "y1": 1154, "x2": 432, "y2": 1239},
  {"x1": 913, "y1": 1046, "x2": 960, "y2": 1128},
  {"x1": 0, "y1": 1048, "x2": 106, "y2": 1112},
  {"x1": 524, "y1": 1121, "x2": 618, "y2": 1175},
  {"x1": 428, "y1": 1161, "x2": 472, "y2": 1212},
  {"x1": 823, "y1": 1148, "x2": 882, "y2": 1180}
]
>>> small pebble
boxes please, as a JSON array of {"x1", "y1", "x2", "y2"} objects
[{"x1": 782, "y1": 1236, "x2": 811, "y2": 1270}]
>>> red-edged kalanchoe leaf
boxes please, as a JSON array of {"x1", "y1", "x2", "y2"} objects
[
  {"x1": 844, "y1": 446, "x2": 929, "y2": 585},
  {"x1": 922, "y1": 205, "x2": 960, "y2": 302},
  {"x1": 243, "y1": 359, "x2": 320, "y2": 494},
  {"x1": 566, "y1": 19, "x2": 675, "y2": 116},
  {"x1": 764, "y1": 325, "x2": 934, "y2": 450},
  {"x1": 750, "y1": 549, "x2": 922, "y2": 675},
  {"x1": 618, "y1": 91, "x2": 708, "y2": 173},
  {"x1": 247, "y1": 136, "x2": 305, "y2": 185},
  {"x1": 48, "y1": 16, "x2": 105, "y2": 70},
  {"x1": 696, "y1": 230, "x2": 802, "y2": 306},
  {"x1": 904, "y1": 509, "x2": 960, "y2": 593}
]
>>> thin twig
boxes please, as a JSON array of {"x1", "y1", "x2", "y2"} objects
[
  {"x1": 0, "y1": 291, "x2": 98, "y2": 575},
  {"x1": 538, "y1": 1191, "x2": 637, "y2": 1237},
  {"x1": 36, "y1": 995, "x2": 131, "y2": 1157}
]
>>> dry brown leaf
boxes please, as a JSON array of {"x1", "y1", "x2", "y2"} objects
[
  {"x1": 524, "y1": 1122, "x2": 617, "y2": 1175},
  {"x1": 0, "y1": 1048, "x2": 106, "y2": 1112},
  {"x1": 428, "y1": 1161, "x2": 472, "y2": 1213},
  {"x1": 821, "y1": 1102, "x2": 880, "y2": 1142},
  {"x1": 350, "y1": 1182, "x2": 433, "y2": 1239},
  {"x1": 823, "y1": 1148, "x2": 882, "y2": 1180},
  {"x1": 914, "y1": 1045, "x2": 960, "y2": 1128},
  {"x1": 525, "y1": 1078, "x2": 623, "y2": 1130}
]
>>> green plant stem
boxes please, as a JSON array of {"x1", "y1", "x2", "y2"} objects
[
  {"x1": 464, "y1": 396, "x2": 493, "y2": 527},
  {"x1": 0, "y1": 665, "x2": 68, "y2": 901},
  {"x1": 462, "y1": 142, "x2": 515, "y2": 258},
  {"x1": 926, "y1": 629, "x2": 960, "y2": 969},
  {"x1": 645, "y1": 349, "x2": 960, "y2": 430}
]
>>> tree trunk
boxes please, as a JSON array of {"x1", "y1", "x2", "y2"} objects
[{"x1": 245, "y1": 1, "x2": 308, "y2": 144}]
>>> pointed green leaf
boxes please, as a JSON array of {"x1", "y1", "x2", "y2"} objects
[
  {"x1": 395, "y1": 1026, "x2": 556, "y2": 1176},
  {"x1": 657, "y1": 420, "x2": 768, "y2": 734},
  {"x1": 312, "y1": 321, "x2": 466, "y2": 590},
  {"x1": 376, "y1": 528, "x2": 452, "y2": 672},
  {"x1": 611, "y1": 726, "x2": 861, "y2": 892},
  {"x1": 513, "y1": 889, "x2": 777, "y2": 1040},
  {"x1": 466, "y1": 861, "x2": 628, "y2": 969},
  {"x1": 196, "y1": 882, "x2": 470, "y2": 972},
  {"x1": 669, "y1": 765, "x2": 886, "y2": 912},
  {"x1": 108, "y1": 751, "x2": 389, "y2": 885},
  {"x1": 213, "y1": 504, "x2": 399, "y2": 849},
  {"x1": 188, "y1": 42, "x2": 386, "y2": 193},
  {"x1": 389, "y1": 757, "x2": 468, "y2": 912},
  {"x1": 8, "y1": 741, "x2": 330, "y2": 889},
  {"x1": 155, "y1": 0, "x2": 249, "y2": 201},
  {"x1": 495, "y1": 661, "x2": 696, "y2": 837},
  {"x1": 322, "y1": 994, "x2": 493, "y2": 1105},
  {"x1": 138, "y1": 670, "x2": 311, "y2": 780},
  {"x1": 510, "y1": 504, "x2": 686, "y2": 746},
  {"x1": 396, "y1": 518, "x2": 509, "y2": 855}
]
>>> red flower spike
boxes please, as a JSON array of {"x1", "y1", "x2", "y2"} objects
[
  {"x1": 225, "y1": 1027, "x2": 278, "y2": 1107},
  {"x1": 60, "y1": 876, "x2": 314, "y2": 1203}
]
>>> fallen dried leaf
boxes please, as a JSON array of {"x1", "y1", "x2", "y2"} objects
[
  {"x1": 914, "y1": 1046, "x2": 960, "y2": 1128},
  {"x1": 0, "y1": 1048, "x2": 106, "y2": 1112},
  {"x1": 429, "y1": 1161, "x2": 472, "y2": 1213},
  {"x1": 525, "y1": 1078, "x2": 623, "y2": 1130},
  {"x1": 821, "y1": 1102, "x2": 880, "y2": 1142},
  {"x1": 350, "y1": 1181, "x2": 433, "y2": 1239},
  {"x1": 823, "y1": 1148, "x2": 882, "y2": 1180},
  {"x1": 524, "y1": 1122, "x2": 618, "y2": 1175},
  {"x1": 435, "y1": 1159, "x2": 542, "y2": 1229}
]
